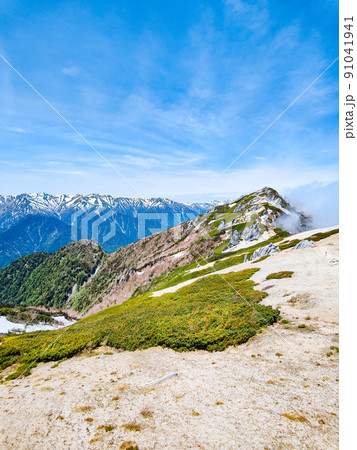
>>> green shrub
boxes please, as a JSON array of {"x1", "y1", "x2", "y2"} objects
[
  {"x1": 0, "y1": 269, "x2": 280, "y2": 379},
  {"x1": 266, "y1": 271, "x2": 294, "y2": 280},
  {"x1": 278, "y1": 239, "x2": 301, "y2": 251},
  {"x1": 310, "y1": 229, "x2": 339, "y2": 242},
  {"x1": 0, "y1": 242, "x2": 104, "y2": 311}
]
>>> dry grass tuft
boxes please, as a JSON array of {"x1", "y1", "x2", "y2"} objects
[
  {"x1": 140, "y1": 407, "x2": 153, "y2": 418},
  {"x1": 119, "y1": 441, "x2": 139, "y2": 450},
  {"x1": 97, "y1": 424, "x2": 115, "y2": 432},
  {"x1": 121, "y1": 421, "x2": 142, "y2": 432},
  {"x1": 40, "y1": 386, "x2": 54, "y2": 392},
  {"x1": 115, "y1": 383, "x2": 130, "y2": 391},
  {"x1": 283, "y1": 412, "x2": 309, "y2": 423},
  {"x1": 288, "y1": 292, "x2": 311, "y2": 306},
  {"x1": 89, "y1": 434, "x2": 102, "y2": 444},
  {"x1": 72, "y1": 405, "x2": 92, "y2": 413}
]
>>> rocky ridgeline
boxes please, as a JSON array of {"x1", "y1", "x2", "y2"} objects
[{"x1": 197, "y1": 187, "x2": 309, "y2": 252}]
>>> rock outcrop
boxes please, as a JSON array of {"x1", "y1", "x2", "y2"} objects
[
  {"x1": 228, "y1": 230, "x2": 241, "y2": 247},
  {"x1": 241, "y1": 223, "x2": 261, "y2": 242},
  {"x1": 250, "y1": 243, "x2": 280, "y2": 261},
  {"x1": 292, "y1": 240, "x2": 315, "y2": 250}
]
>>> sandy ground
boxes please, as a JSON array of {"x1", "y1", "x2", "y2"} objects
[
  {"x1": 0, "y1": 233, "x2": 339, "y2": 449},
  {"x1": 151, "y1": 226, "x2": 338, "y2": 297}
]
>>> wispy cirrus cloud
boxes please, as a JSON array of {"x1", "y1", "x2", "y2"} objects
[
  {"x1": 225, "y1": 0, "x2": 270, "y2": 33},
  {"x1": 62, "y1": 66, "x2": 80, "y2": 77},
  {"x1": 1, "y1": 126, "x2": 33, "y2": 134},
  {"x1": 0, "y1": 0, "x2": 338, "y2": 222}
]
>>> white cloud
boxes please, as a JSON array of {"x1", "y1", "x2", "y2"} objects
[
  {"x1": 31, "y1": 167, "x2": 85, "y2": 176},
  {"x1": 2, "y1": 126, "x2": 32, "y2": 134},
  {"x1": 62, "y1": 66, "x2": 80, "y2": 77},
  {"x1": 225, "y1": 0, "x2": 270, "y2": 34}
]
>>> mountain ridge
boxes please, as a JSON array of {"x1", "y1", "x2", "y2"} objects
[
  {"x1": 0, "y1": 187, "x2": 317, "y2": 317},
  {"x1": 0, "y1": 193, "x2": 220, "y2": 267},
  {"x1": 0, "y1": 186, "x2": 338, "y2": 387}
]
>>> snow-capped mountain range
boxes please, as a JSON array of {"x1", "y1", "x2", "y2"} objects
[
  {"x1": 0, "y1": 193, "x2": 219, "y2": 229},
  {"x1": 0, "y1": 193, "x2": 220, "y2": 268}
]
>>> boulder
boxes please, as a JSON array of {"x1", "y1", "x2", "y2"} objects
[
  {"x1": 291, "y1": 239, "x2": 315, "y2": 250},
  {"x1": 119, "y1": 273, "x2": 127, "y2": 283},
  {"x1": 217, "y1": 220, "x2": 225, "y2": 231},
  {"x1": 234, "y1": 206, "x2": 242, "y2": 213},
  {"x1": 228, "y1": 230, "x2": 241, "y2": 247},
  {"x1": 241, "y1": 223, "x2": 261, "y2": 242},
  {"x1": 250, "y1": 243, "x2": 280, "y2": 261}
]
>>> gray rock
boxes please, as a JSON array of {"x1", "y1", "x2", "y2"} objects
[
  {"x1": 241, "y1": 223, "x2": 261, "y2": 242},
  {"x1": 291, "y1": 239, "x2": 315, "y2": 250},
  {"x1": 217, "y1": 220, "x2": 225, "y2": 231},
  {"x1": 250, "y1": 243, "x2": 280, "y2": 261},
  {"x1": 233, "y1": 204, "x2": 245, "y2": 213},
  {"x1": 243, "y1": 254, "x2": 248, "y2": 263},
  {"x1": 228, "y1": 230, "x2": 241, "y2": 247},
  {"x1": 119, "y1": 273, "x2": 127, "y2": 283}
]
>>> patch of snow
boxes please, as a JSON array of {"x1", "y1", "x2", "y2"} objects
[
  {"x1": 171, "y1": 251, "x2": 186, "y2": 259},
  {"x1": 0, "y1": 315, "x2": 76, "y2": 335}
]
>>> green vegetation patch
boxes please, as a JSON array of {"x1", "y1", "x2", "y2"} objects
[
  {"x1": 0, "y1": 268, "x2": 280, "y2": 379},
  {"x1": 213, "y1": 254, "x2": 245, "y2": 271},
  {"x1": 310, "y1": 228, "x2": 339, "y2": 242},
  {"x1": 278, "y1": 239, "x2": 301, "y2": 251},
  {"x1": 252, "y1": 255, "x2": 269, "y2": 263},
  {"x1": 266, "y1": 271, "x2": 294, "y2": 280},
  {"x1": 155, "y1": 266, "x2": 215, "y2": 290},
  {"x1": 0, "y1": 242, "x2": 104, "y2": 310},
  {"x1": 273, "y1": 227, "x2": 291, "y2": 238}
]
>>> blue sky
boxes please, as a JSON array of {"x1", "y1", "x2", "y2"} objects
[{"x1": 0, "y1": 0, "x2": 338, "y2": 223}]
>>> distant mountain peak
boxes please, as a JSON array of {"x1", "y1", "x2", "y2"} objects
[{"x1": 0, "y1": 193, "x2": 218, "y2": 268}]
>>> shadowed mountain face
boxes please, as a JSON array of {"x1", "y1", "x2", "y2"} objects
[
  {"x1": 0, "y1": 215, "x2": 71, "y2": 268},
  {"x1": 0, "y1": 193, "x2": 218, "y2": 268}
]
